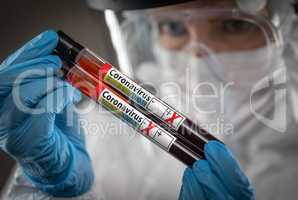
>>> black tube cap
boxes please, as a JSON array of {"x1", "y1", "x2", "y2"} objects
[{"x1": 54, "y1": 31, "x2": 84, "y2": 66}]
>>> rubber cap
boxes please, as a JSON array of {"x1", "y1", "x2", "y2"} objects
[{"x1": 54, "y1": 31, "x2": 84, "y2": 66}]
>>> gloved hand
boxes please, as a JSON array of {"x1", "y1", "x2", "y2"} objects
[
  {"x1": 179, "y1": 141, "x2": 255, "y2": 200},
  {"x1": 0, "y1": 30, "x2": 94, "y2": 197}
]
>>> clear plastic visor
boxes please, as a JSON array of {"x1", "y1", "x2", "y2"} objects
[
  {"x1": 147, "y1": 9, "x2": 281, "y2": 54},
  {"x1": 121, "y1": 8, "x2": 282, "y2": 86}
]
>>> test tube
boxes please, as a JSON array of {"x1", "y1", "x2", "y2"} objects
[
  {"x1": 55, "y1": 32, "x2": 201, "y2": 166},
  {"x1": 54, "y1": 30, "x2": 220, "y2": 159}
]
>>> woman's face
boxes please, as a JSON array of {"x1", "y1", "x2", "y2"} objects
[{"x1": 149, "y1": 0, "x2": 269, "y2": 55}]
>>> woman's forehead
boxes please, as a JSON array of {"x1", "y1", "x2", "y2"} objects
[{"x1": 149, "y1": 0, "x2": 237, "y2": 13}]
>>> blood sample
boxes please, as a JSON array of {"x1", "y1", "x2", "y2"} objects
[
  {"x1": 54, "y1": 30, "x2": 220, "y2": 159},
  {"x1": 61, "y1": 60, "x2": 201, "y2": 165}
]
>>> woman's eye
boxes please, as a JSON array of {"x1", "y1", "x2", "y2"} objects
[
  {"x1": 222, "y1": 19, "x2": 257, "y2": 33},
  {"x1": 158, "y1": 20, "x2": 188, "y2": 37}
]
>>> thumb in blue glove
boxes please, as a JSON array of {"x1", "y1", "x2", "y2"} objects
[{"x1": 179, "y1": 141, "x2": 255, "y2": 200}]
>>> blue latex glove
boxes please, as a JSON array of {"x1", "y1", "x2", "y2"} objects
[
  {"x1": 0, "y1": 30, "x2": 94, "y2": 197},
  {"x1": 179, "y1": 141, "x2": 255, "y2": 200}
]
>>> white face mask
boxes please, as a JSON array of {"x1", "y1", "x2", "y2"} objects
[
  {"x1": 136, "y1": 43, "x2": 229, "y2": 134},
  {"x1": 151, "y1": 39, "x2": 284, "y2": 89},
  {"x1": 211, "y1": 45, "x2": 283, "y2": 87}
]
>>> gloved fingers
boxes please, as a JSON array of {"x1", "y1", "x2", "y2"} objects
[
  {"x1": 0, "y1": 78, "x2": 81, "y2": 131},
  {"x1": 0, "y1": 55, "x2": 61, "y2": 84},
  {"x1": 35, "y1": 82, "x2": 82, "y2": 114},
  {"x1": 6, "y1": 111, "x2": 56, "y2": 157},
  {"x1": 0, "y1": 55, "x2": 62, "y2": 104},
  {"x1": 10, "y1": 55, "x2": 61, "y2": 77},
  {"x1": 7, "y1": 110, "x2": 93, "y2": 196},
  {"x1": 13, "y1": 77, "x2": 81, "y2": 109},
  {"x1": 205, "y1": 141, "x2": 255, "y2": 200},
  {"x1": 5, "y1": 84, "x2": 81, "y2": 155},
  {"x1": 7, "y1": 112, "x2": 74, "y2": 185},
  {"x1": 192, "y1": 160, "x2": 233, "y2": 200},
  {"x1": 1, "y1": 30, "x2": 58, "y2": 68},
  {"x1": 179, "y1": 167, "x2": 205, "y2": 200},
  {"x1": 55, "y1": 106, "x2": 87, "y2": 148}
]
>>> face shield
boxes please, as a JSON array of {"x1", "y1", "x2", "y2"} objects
[
  {"x1": 103, "y1": 0, "x2": 295, "y2": 134},
  {"x1": 142, "y1": 8, "x2": 280, "y2": 83}
]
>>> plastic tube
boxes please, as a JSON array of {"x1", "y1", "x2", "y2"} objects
[
  {"x1": 54, "y1": 30, "x2": 221, "y2": 162},
  {"x1": 55, "y1": 31, "x2": 202, "y2": 166}
]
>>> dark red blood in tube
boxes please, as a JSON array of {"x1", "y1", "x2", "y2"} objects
[
  {"x1": 54, "y1": 30, "x2": 223, "y2": 165},
  {"x1": 64, "y1": 66, "x2": 201, "y2": 165}
]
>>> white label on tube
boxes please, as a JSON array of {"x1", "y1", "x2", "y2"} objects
[
  {"x1": 104, "y1": 68, "x2": 186, "y2": 130},
  {"x1": 98, "y1": 88, "x2": 176, "y2": 151},
  {"x1": 147, "y1": 98, "x2": 185, "y2": 130}
]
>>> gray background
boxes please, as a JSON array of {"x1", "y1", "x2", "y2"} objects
[{"x1": 0, "y1": 0, "x2": 116, "y2": 195}]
